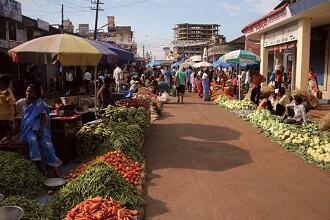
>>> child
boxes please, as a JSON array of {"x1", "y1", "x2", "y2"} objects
[
  {"x1": 0, "y1": 74, "x2": 16, "y2": 144},
  {"x1": 282, "y1": 95, "x2": 307, "y2": 124}
]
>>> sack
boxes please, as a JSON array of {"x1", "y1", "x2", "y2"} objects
[
  {"x1": 319, "y1": 113, "x2": 330, "y2": 131},
  {"x1": 261, "y1": 85, "x2": 274, "y2": 99},
  {"x1": 291, "y1": 89, "x2": 309, "y2": 99},
  {"x1": 307, "y1": 94, "x2": 319, "y2": 108}
]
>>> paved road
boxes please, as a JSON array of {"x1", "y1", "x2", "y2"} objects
[{"x1": 144, "y1": 94, "x2": 330, "y2": 220}]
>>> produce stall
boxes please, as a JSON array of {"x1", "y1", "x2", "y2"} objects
[
  {"x1": 0, "y1": 94, "x2": 154, "y2": 219},
  {"x1": 213, "y1": 94, "x2": 330, "y2": 170}
]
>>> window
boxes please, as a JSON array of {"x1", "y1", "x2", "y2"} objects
[
  {"x1": 8, "y1": 21, "x2": 16, "y2": 41},
  {"x1": 0, "y1": 20, "x2": 6, "y2": 40}
]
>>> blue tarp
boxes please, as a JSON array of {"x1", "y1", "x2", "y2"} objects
[
  {"x1": 212, "y1": 60, "x2": 232, "y2": 68},
  {"x1": 146, "y1": 60, "x2": 163, "y2": 67},
  {"x1": 171, "y1": 61, "x2": 184, "y2": 68},
  {"x1": 96, "y1": 41, "x2": 134, "y2": 65},
  {"x1": 88, "y1": 40, "x2": 118, "y2": 65}
]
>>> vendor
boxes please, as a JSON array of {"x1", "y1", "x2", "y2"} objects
[
  {"x1": 97, "y1": 77, "x2": 113, "y2": 108},
  {"x1": 0, "y1": 74, "x2": 15, "y2": 144},
  {"x1": 158, "y1": 74, "x2": 169, "y2": 94},
  {"x1": 282, "y1": 95, "x2": 307, "y2": 124},
  {"x1": 20, "y1": 83, "x2": 62, "y2": 177}
]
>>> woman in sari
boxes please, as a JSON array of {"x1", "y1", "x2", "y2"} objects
[
  {"x1": 202, "y1": 69, "x2": 210, "y2": 101},
  {"x1": 308, "y1": 68, "x2": 318, "y2": 97},
  {"x1": 20, "y1": 84, "x2": 62, "y2": 177}
]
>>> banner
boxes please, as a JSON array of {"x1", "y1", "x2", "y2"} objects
[{"x1": 0, "y1": 0, "x2": 22, "y2": 22}]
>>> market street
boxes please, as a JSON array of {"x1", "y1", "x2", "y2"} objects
[{"x1": 145, "y1": 94, "x2": 330, "y2": 220}]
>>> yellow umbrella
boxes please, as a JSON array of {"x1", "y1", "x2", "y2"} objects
[{"x1": 8, "y1": 34, "x2": 102, "y2": 66}]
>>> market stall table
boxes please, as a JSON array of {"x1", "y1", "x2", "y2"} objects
[{"x1": 51, "y1": 115, "x2": 81, "y2": 164}]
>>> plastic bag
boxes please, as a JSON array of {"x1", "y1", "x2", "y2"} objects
[{"x1": 158, "y1": 92, "x2": 170, "y2": 103}]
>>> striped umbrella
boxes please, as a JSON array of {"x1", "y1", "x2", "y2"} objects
[{"x1": 221, "y1": 49, "x2": 260, "y2": 64}]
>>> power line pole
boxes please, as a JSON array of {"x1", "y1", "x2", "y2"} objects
[
  {"x1": 142, "y1": 45, "x2": 145, "y2": 58},
  {"x1": 61, "y1": 4, "x2": 64, "y2": 33},
  {"x1": 91, "y1": 0, "x2": 104, "y2": 40}
]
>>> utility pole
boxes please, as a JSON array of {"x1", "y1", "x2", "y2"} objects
[
  {"x1": 91, "y1": 0, "x2": 104, "y2": 40},
  {"x1": 61, "y1": 4, "x2": 64, "y2": 33},
  {"x1": 142, "y1": 45, "x2": 145, "y2": 58}
]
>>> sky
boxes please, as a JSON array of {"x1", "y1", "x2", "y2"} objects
[{"x1": 17, "y1": 0, "x2": 280, "y2": 59}]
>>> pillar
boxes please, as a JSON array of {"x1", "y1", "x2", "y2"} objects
[
  {"x1": 295, "y1": 18, "x2": 311, "y2": 90},
  {"x1": 260, "y1": 34, "x2": 269, "y2": 77}
]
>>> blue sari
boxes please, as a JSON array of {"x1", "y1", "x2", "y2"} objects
[
  {"x1": 202, "y1": 79, "x2": 210, "y2": 99},
  {"x1": 20, "y1": 98, "x2": 62, "y2": 167}
]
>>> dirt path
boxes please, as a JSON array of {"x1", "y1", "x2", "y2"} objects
[{"x1": 144, "y1": 94, "x2": 330, "y2": 220}]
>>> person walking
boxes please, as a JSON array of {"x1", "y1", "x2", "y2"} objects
[
  {"x1": 250, "y1": 71, "x2": 265, "y2": 105},
  {"x1": 185, "y1": 67, "x2": 193, "y2": 92},
  {"x1": 113, "y1": 64, "x2": 123, "y2": 92},
  {"x1": 202, "y1": 69, "x2": 210, "y2": 101},
  {"x1": 175, "y1": 67, "x2": 187, "y2": 103}
]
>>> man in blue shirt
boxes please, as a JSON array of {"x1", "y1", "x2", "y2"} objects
[
  {"x1": 164, "y1": 67, "x2": 172, "y2": 89},
  {"x1": 185, "y1": 67, "x2": 193, "y2": 92}
]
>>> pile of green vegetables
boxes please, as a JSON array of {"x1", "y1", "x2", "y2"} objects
[
  {"x1": 0, "y1": 196, "x2": 53, "y2": 220},
  {"x1": 247, "y1": 109, "x2": 330, "y2": 169},
  {"x1": 97, "y1": 123, "x2": 145, "y2": 162},
  {"x1": 0, "y1": 151, "x2": 45, "y2": 198},
  {"x1": 51, "y1": 162, "x2": 141, "y2": 219},
  {"x1": 100, "y1": 106, "x2": 150, "y2": 132},
  {"x1": 77, "y1": 122, "x2": 114, "y2": 155},
  {"x1": 215, "y1": 96, "x2": 256, "y2": 111}
]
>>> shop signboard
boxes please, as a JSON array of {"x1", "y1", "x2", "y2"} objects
[
  {"x1": 37, "y1": 19, "x2": 49, "y2": 31},
  {"x1": 0, "y1": 0, "x2": 22, "y2": 22},
  {"x1": 243, "y1": 7, "x2": 292, "y2": 35},
  {"x1": 265, "y1": 24, "x2": 298, "y2": 47}
]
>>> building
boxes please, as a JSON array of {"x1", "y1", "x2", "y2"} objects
[
  {"x1": 208, "y1": 36, "x2": 246, "y2": 61},
  {"x1": 63, "y1": 19, "x2": 74, "y2": 33},
  {"x1": 106, "y1": 16, "x2": 137, "y2": 56},
  {"x1": 0, "y1": 0, "x2": 60, "y2": 96},
  {"x1": 78, "y1": 24, "x2": 90, "y2": 36},
  {"x1": 242, "y1": 0, "x2": 330, "y2": 98},
  {"x1": 173, "y1": 23, "x2": 226, "y2": 59}
]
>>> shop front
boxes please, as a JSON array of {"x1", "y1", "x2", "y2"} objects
[{"x1": 242, "y1": 0, "x2": 330, "y2": 99}]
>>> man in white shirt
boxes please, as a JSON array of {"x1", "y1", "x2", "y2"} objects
[
  {"x1": 83, "y1": 70, "x2": 92, "y2": 94},
  {"x1": 113, "y1": 64, "x2": 123, "y2": 92}
]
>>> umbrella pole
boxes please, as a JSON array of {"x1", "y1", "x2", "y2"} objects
[
  {"x1": 238, "y1": 63, "x2": 241, "y2": 100},
  {"x1": 94, "y1": 66, "x2": 98, "y2": 112}
]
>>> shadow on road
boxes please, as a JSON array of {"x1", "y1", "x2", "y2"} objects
[{"x1": 144, "y1": 123, "x2": 253, "y2": 218}]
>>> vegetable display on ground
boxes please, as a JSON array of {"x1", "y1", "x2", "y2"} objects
[
  {"x1": 0, "y1": 151, "x2": 45, "y2": 198},
  {"x1": 51, "y1": 162, "x2": 141, "y2": 218},
  {"x1": 64, "y1": 197, "x2": 139, "y2": 220},
  {"x1": 66, "y1": 151, "x2": 145, "y2": 189},
  {"x1": 0, "y1": 196, "x2": 53, "y2": 220}
]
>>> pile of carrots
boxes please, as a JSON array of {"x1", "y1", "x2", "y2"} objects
[
  {"x1": 66, "y1": 151, "x2": 144, "y2": 187},
  {"x1": 64, "y1": 197, "x2": 139, "y2": 220}
]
